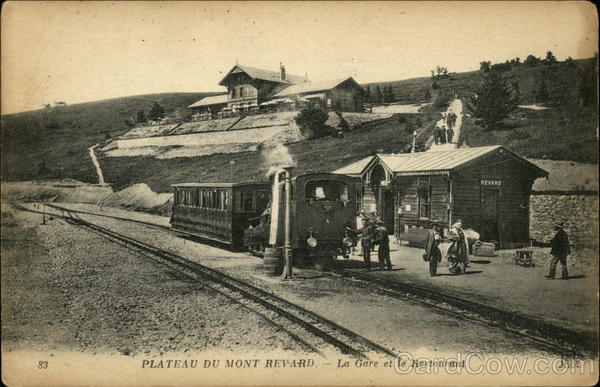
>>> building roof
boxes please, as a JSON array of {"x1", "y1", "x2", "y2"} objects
[
  {"x1": 333, "y1": 146, "x2": 548, "y2": 178},
  {"x1": 332, "y1": 156, "x2": 374, "y2": 176},
  {"x1": 218, "y1": 64, "x2": 306, "y2": 86},
  {"x1": 188, "y1": 94, "x2": 228, "y2": 108},
  {"x1": 172, "y1": 182, "x2": 269, "y2": 188},
  {"x1": 272, "y1": 78, "x2": 351, "y2": 98}
]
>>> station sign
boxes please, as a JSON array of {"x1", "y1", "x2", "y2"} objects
[{"x1": 480, "y1": 179, "x2": 502, "y2": 186}]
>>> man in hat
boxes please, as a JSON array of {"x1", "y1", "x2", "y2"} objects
[
  {"x1": 347, "y1": 218, "x2": 377, "y2": 271},
  {"x1": 548, "y1": 223, "x2": 571, "y2": 279},
  {"x1": 423, "y1": 222, "x2": 442, "y2": 276},
  {"x1": 375, "y1": 224, "x2": 392, "y2": 271}
]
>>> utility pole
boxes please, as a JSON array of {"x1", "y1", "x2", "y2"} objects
[
  {"x1": 411, "y1": 130, "x2": 417, "y2": 153},
  {"x1": 229, "y1": 160, "x2": 236, "y2": 182},
  {"x1": 281, "y1": 167, "x2": 294, "y2": 280}
]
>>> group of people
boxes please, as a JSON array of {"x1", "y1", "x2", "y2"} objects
[
  {"x1": 346, "y1": 215, "x2": 392, "y2": 272},
  {"x1": 433, "y1": 111, "x2": 457, "y2": 145},
  {"x1": 346, "y1": 215, "x2": 572, "y2": 281},
  {"x1": 423, "y1": 219, "x2": 469, "y2": 276}
]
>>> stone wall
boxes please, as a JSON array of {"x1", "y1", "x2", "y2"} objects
[{"x1": 529, "y1": 192, "x2": 599, "y2": 248}]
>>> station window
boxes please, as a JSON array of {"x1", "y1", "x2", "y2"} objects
[{"x1": 418, "y1": 187, "x2": 431, "y2": 218}]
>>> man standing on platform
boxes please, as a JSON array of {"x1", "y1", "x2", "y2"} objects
[
  {"x1": 347, "y1": 219, "x2": 377, "y2": 271},
  {"x1": 548, "y1": 223, "x2": 571, "y2": 279},
  {"x1": 375, "y1": 225, "x2": 392, "y2": 271}
]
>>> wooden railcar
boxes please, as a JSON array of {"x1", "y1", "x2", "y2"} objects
[{"x1": 170, "y1": 182, "x2": 270, "y2": 249}]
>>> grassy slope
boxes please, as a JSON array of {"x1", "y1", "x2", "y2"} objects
[
  {"x1": 460, "y1": 104, "x2": 599, "y2": 163},
  {"x1": 1, "y1": 92, "x2": 219, "y2": 182},
  {"x1": 98, "y1": 105, "x2": 443, "y2": 192},
  {"x1": 1, "y1": 57, "x2": 596, "y2": 187}
]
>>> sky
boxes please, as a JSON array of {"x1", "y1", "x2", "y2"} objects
[{"x1": 1, "y1": 1, "x2": 597, "y2": 114}]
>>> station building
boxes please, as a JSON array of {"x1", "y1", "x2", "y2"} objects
[
  {"x1": 333, "y1": 146, "x2": 548, "y2": 248},
  {"x1": 188, "y1": 63, "x2": 365, "y2": 114}
]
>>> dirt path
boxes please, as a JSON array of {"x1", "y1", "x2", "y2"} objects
[
  {"x1": 428, "y1": 99, "x2": 463, "y2": 152},
  {"x1": 88, "y1": 144, "x2": 105, "y2": 185}
]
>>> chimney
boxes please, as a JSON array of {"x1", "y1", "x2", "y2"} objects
[{"x1": 280, "y1": 63, "x2": 286, "y2": 81}]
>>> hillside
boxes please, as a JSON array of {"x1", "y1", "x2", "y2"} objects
[
  {"x1": 1, "y1": 92, "x2": 220, "y2": 182},
  {"x1": 364, "y1": 57, "x2": 597, "y2": 105},
  {"x1": 1, "y1": 56, "x2": 597, "y2": 187},
  {"x1": 97, "y1": 105, "x2": 442, "y2": 192}
]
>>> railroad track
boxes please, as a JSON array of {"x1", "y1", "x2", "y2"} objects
[
  {"x1": 332, "y1": 267, "x2": 596, "y2": 357},
  {"x1": 19, "y1": 203, "x2": 596, "y2": 357},
  {"x1": 13, "y1": 203, "x2": 396, "y2": 359}
]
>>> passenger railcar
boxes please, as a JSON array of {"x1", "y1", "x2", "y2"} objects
[{"x1": 170, "y1": 182, "x2": 270, "y2": 248}]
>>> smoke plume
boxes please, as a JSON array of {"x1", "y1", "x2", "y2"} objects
[{"x1": 263, "y1": 143, "x2": 297, "y2": 176}]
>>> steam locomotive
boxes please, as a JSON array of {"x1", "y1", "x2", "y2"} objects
[{"x1": 170, "y1": 172, "x2": 359, "y2": 264}]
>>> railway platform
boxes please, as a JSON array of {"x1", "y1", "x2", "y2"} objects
[{"x1": 340, "y1": 240, "x2": 598, "y2": 338}]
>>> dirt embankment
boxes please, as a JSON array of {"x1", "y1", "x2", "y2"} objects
[
  {"x1": 1, "y1": 180, "x2": 113, "y2": 204},
  {"x1": 1, "y1": 180, "x2": 173, "y2": 216},
  {"x1": 101, "y1": 183, "x2": 173, "y2": 216}
]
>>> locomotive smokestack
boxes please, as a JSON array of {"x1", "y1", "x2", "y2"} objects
[{"x1": 281, "y1": 166, "x2": 294, "y2": 279}]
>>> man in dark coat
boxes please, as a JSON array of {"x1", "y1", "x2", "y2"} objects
[
  {"x1": 423, "y1": 223, "x2": 442, "y2": 276},
  {"x1": 548, "y1": 223, "x2": 571, "y2": 279},
  {"x1": 375, "y1": 226, "x2": 392, "y2": 271},
  {"x1": 447, "y1": 127, "x2": 454, "y2": 143},
  {"x1": 433, "y1": 126, "x2": 441, "y2": 145},
  {"x1": 347, "y1": 219, "x2": 377, "y2": 271}
]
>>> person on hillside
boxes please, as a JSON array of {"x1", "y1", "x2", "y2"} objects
[
  {"x1": 375, "y1": 224, "x2": 392, "y2": 271},
  {"x1": 440, "y1": 127, "x2": 447, "y2": 144},
  {"x1": 423, "y1": 222, "x2": 442, "y2": 276},
  {"x1": 547, "y1": 223, "x2": 571, "y2": 280},
  {"x1": 346, "y1": 218, "x2": 377, "y2": 271},
  {"x1": 447, "y1": 220, "x2": 469, "y2": 274},
  {"x1": 433, "y1": 125, "x2": 441, "y2": 145},
  {"x1": 447, "y1": 126, "x2": 454, "y2": 144}
]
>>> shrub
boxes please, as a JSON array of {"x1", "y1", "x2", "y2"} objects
[
  {"x1": 433, "y1": 90, "x2": 451, "y2": 107},
  {"x1": 294, "y1": 106, "x2": 330, "y2": 139}
]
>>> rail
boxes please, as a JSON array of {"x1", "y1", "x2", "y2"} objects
[{"x1": 13, "y1": 203, "x2": 397, "y2": 359}]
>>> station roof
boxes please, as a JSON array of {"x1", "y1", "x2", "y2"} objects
[
  {"x1": 171, "y1": 182, "x2": 269, "y2": 188},
  {"x1": 188, "y1": 94, "x2": 228, "y2": 108},
  {"x1": 333, "y1": 146, "x2": 548, "y2": 178}
]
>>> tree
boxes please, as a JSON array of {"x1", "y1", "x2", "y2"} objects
[
  {"x1": 565, "y1": 56, "x2": 576, "y2": 68},
  {"x1": 433, "y1": 89, "x2": 451, "y2": 108},
  {"x1": 578, "y1": 57, "x2": 598, "y2": 107},
  {"x1": 524, "y1": 55, "x2": 540, "y2": 67},
  {"x1": 535, "y1": 80, "x2": 549, "y2": 104},
  {"x1": 544, "y1": 51, "x2": 557, "y2": 65},
  {"x1": 365, "y1": 85, "x2": 372, "y2": 103},
  {"x1": 294, "y1": 106, "x2": 330, "y2": 139},
  {"x1": 374, "y1": 85, "x2": 383, "y2": 104},
  {"x1": 136, "y1": 109, "x2": 147, "y2": 124},
  {"x1": 383, "y1": 84, "x2": 395, "y2": 103},
  {"x1": 480, "y1": 61, "x2": 491, "y2": 72},
  {"x1": 423, "y1": 89, "x2": 432, "y2": 101},
  {"x1": 467, "y1": 72, "x2": 520, "y2": 129},
  {"x1": 431, "y1": 81, "x2": 440, "y2": 90},
  {"x1": 147, "y1": 101, "x2": 166, "y2": 124}
]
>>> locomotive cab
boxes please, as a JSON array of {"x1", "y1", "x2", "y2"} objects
[{"x1": 291, "y1": 173, "x2": 359, "y2": 262}]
